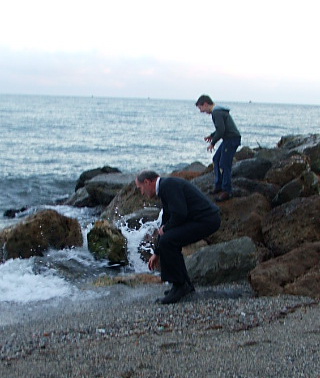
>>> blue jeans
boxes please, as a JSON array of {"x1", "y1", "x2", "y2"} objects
[{"x1": 213, "y1": 137, "x2": 241, "y2": 193}]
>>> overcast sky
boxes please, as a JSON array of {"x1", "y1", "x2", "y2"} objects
[{"x1": 1, "y1": 0, "x2": 319, "y2": 104}]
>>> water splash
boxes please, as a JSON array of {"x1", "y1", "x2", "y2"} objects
[
  {"x1": 0, "y1": 258, "x2": 76, "y2": 303},
  {"x1": 118, "y1": 212, "x2": 162, "y2": 273}
]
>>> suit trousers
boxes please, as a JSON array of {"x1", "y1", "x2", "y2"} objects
[{"x1": 156, "y1": 213, "x2": 221, "y2": 284}]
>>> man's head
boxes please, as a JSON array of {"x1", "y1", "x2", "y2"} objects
[
  {"x1": 195, "y1": 94, "x2": 215, "y2": 114},
  {"x1": 135, "y1": 170, "x2": 159, "y2": 198}
]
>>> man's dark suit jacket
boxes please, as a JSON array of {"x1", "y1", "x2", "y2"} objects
[{"x1": 158, "y1": 177, "x2": 220, "y2": 232}]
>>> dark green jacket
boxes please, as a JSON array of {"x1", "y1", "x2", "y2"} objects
[{"x1": 211, "y1": 106, "x2": 241, "y2": 145}]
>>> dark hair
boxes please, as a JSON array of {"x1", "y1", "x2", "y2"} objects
[
  {"x1": 195, "y1": 95, "x2": 214, "y2": 106},
  {"x1": 136, "y1": 170, "x2": 159, "y2": 183}
]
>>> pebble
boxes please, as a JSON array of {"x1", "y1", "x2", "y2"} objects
[{"x1": 0, "y1": 281, "x2": 319, "y2": 377}]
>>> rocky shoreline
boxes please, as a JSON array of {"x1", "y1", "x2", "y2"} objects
[
  {"x1": 1, "y1": 130, "x2": 320, "y2": 376},
  {"x1": 2, "y1": 133, "x2": 319, "y2": 299},
  {"x1": 0, "y1": 281, "x2": 319, "y2": 377}
]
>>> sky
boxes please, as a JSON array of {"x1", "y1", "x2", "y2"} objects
[{"x1": 0, "y1": 0, "x2": 319, "y2": 104}]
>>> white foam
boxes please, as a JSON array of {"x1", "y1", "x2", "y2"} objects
[
  {"x1": 119, "y1": 212, "x2": 161, "y2": 273},
  {"x1": 0, "y1": 258, "x2": 75, "y2": 303}
]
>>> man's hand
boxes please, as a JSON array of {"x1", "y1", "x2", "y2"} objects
[
  {"x1": 148, "y1": 254, "x2": 159, "y2": 271},
  {"x1": 204, "y1": 135, "x2": 212, "y2": 143},
  {"x1": 158, "y1": 225, "x2": 165, "y2": 236},
  {"x1": 207, "y1": 144, "x2": 215, "y2": 152}
]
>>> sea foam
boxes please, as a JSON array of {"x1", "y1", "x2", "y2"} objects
[{"x1": 0, "y1": 258, "x2": 75, "y2": 303}]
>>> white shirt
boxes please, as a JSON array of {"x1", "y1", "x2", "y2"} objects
[{"x1": 156, "y1": 177, "x2": 160, "y2": 196}]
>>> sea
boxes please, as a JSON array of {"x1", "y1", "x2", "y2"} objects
[{"x1": 1, "y1": 93, "x2": 319, "y2": 306}]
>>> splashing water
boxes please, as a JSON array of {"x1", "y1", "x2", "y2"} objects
[
  {"x1": 0, "y1": 207, "x2": 162, "y2": 303},
  {"x1": 118, "y1": 211, "x2": 162, "y2": 273},
  {"x1": 0, "y1": 258, "x2": 76, "y2": 303}
]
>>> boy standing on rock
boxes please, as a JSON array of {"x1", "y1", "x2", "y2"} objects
[
  {"x1": 135, "y1": 170, "x2": 221, "y2": 304},
  {"x1": 196, "y1": 94, "x2": 241, "y2": 201}
]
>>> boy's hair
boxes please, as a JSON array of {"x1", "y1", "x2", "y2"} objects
[
  {"x1": 136, "y1": 170, "x2": 159, "y2": 183},
  {"x1": 195, "y1": 95, "x2": 214, "y2": 106}
]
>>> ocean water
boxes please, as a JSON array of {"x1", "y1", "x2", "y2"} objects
[{"x1": 0, "y1": 94, "x2": 319, "y2": 304}]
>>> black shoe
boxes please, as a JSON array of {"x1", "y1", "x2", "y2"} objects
[
  {"x1": 164, "y1": 282, "x2": 195, "y2": 296},
  {"x1": 158, "y1": 282, "x2": 194, "y2": 304},
  {"x1": 212, "y1": 187, "x2": 222, "y2": 194}
]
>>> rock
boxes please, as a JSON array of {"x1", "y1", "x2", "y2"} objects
[
  {"x1": 254, "y1": 147, "x2": 290, "y2": 165},
  {"x1": 66, "y1": 172, "x2": 136, "y2": 208},
  {"x1": 206, "y1": 193, "x2": 271, "y2": 245},
  {"x1": 170, "y1": 161, "x2": 207, "y2": 180},
  {"x1": 85, "y1": 173, "x2": 136, "y2": 206},
  {"x1": 75, "y1": 166, "x2": 121, "y2": 191},
  {"x1": 232, "y1": 158, "x2": 272, "y2": 180},
  {"x1": 0, "y1": 209, "x2": 83, "y2": 259},
  {"x1": 94, "y1": 273, "x2": 162, "y2": 287},
  {"x1": 123, "y1": 208, "x2": 160, "y2": 229},
  {"x1": 232, "y1": 177, "x2": 280, "y2": 201},
  {"x1": 234, "y1": 146, "x2": 256, "y2": 161},
  {"x1": 182, "y1": 240, "x2": 208, "y2": 257},
  {"x1": 277, "y1": 133, "x2": 320, "y2": 173},
  {"x1": 261, "y1": 195, "x2": 320, "y2": 257},
  {"x1": 87, "y1": 220, "x2": 128, "y2": 264},
  {"x1": 272, "y1": 170, "x2": 320, "y2": 206},
  {"x1": 248, "y1": 242, "x2": 320, "y2": 299},
  {"x1": 191, "y1": 172, "x2": 215, "y2": 196},
  {"x1": 3, "y1": 207, "x2": 28, "y2": 218},
  {"x1": 64, "y1": 187, "x2": 96, "y2": 208},
  {"x1": 185, "y1": 237, "x2": 257, "y2": 285},
  {"x1": 102, "y1": 181, "x2": 161, "y2": 224},
  {"x1": 264, "y1": 154, "x2": 310, "y2": 187}
]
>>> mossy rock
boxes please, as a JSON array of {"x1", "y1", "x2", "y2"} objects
[{"x1": 87, "y1": 220, "x2": 128, "y2": 264}]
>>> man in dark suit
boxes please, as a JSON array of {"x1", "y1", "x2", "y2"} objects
[{"x1": 135, "y1": 170, "x2": 221, "y2": 304}]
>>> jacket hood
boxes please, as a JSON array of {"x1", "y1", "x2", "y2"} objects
[{"x1": 213, "y1": 105, "x2": 230, "y2": 113}]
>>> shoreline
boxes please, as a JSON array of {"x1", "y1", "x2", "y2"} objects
[{"x1": 1, "y1": 281, "x2": 319, "y2": 377}]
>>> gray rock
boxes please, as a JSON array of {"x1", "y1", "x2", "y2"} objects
[
  {"x1": 75, "y1": 166, "x2": 121, "y2": 191},
  {"x1": 232, "y1": 158, "x2": 272, "y2": 180},
  {"x1": 64, "y1": 187, "x2": 95, "y2": 207},
  {"x1": 186, "y1": 237, "x2": 257, "y2": 285},
  {"x1": 85, "y1": 173, "x2": 136, "y2": 206},
  {"x1": 277, "y1": 133, "x2": 320, "y2": 173}
]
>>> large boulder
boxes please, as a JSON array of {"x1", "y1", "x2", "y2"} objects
[
  {"x1": 85, "y1": 173, "x2": 136, "y2": 206},
  {"x1": 249, "y1": 242, "x2": 320, "y2": 299},
  {"x1": 66, "y1": 172, "x2": 136, "y2": 208},
  {"x1": 264, "y1": 154, "x2": 310, "y2": 187},
  {"x1": 232, "y1": 158, "x2": 272, "y2": 180},
  {"x1": 185, "y1": 237, "x2": 257, "y2": 285},
  {"x1": 206, "y1": 193, "x2": 271, "y2": 245},
  {"x1": 277, "y1": 134, "x2": 320, "y2": 173},
  {"x1": 102, "y1": 181, "x2": 161, "y2": 225},
  {"x1": 75, "y1": 166, "x2": 121, "y2": 191},
  {"x1": 0, "y1": 209, "x2": 83, "y2": 260},
  {"x1": 232, "y1": 177, "x2": 280, "y2": 201},
  {"x1": 261, "y1": 195, "x2": 320, "y2": 257},
  {"x1": 234, "y1": 146, "x2": 256, "y2": 161},
  {"x1": 271, "y1": 170, "x2": 320, "y2": 206},
  {"x1": 191, "y1": 172, "x2": 215, "y2": 196},
  {"x1": 64, "y1": 187, "x2": 96, "y2": 208},
  {"x1": 170, "y1": 161, "x2": 208, "y2": 180},
  {"x1": 87, "y1": 220, "x2": 128, "y2": 264}
]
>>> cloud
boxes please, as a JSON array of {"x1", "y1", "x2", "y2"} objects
[{"x1": 1, "y1": 47, "x2": 320, "y2": 104}]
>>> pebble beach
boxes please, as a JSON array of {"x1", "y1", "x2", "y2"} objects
[{"x1": 0, "y1": 281, "x2": 319, "y2": 377}]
